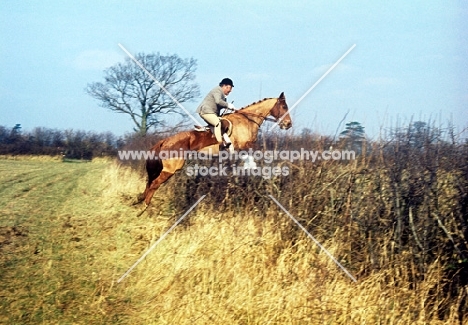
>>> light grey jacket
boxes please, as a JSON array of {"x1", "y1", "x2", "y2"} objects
[{"x1": 196, "y1": 86, "x2": 229, "y2": 115}]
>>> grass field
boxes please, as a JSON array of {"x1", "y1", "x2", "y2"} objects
[{"x1": 0, "y1": 157, "x2": 465, "y2": 324}]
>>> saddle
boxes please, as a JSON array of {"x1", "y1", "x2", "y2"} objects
[
  {"x1": 194, "y1": 118, "x2": 233, "y2": 136},
  {"x1": 194, "y1": 118, "x2": 234, "y2": 153}
]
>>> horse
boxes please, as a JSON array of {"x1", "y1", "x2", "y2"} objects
[{"x1": 138, "y1": 92, "x2": 292, "y2": 206}]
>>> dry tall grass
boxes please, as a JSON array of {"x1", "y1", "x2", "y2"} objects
[{"x1": 95, "y1": 160, "x2": 466, "y2": 324}]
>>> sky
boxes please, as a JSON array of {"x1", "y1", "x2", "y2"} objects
[{"x1": 1, "y1": 0, "x2": 467, "y2": 140}]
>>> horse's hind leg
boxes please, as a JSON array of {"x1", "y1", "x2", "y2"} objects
[
  {"x1": 135, "y1": 159, "x2": 163, "y2": 204},
  {"x1": 144, "y1": 159, "x2": 185, "y2": 205},
  {"x1": 144, "y1": 171, "x2": 174, "y2": 205}
]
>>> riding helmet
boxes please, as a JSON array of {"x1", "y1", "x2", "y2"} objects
[{"x1": 219, "y1": 78, "x2": 234, "y2": 87}]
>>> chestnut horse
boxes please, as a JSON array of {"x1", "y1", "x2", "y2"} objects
[{"x1": 138, "y1": 92, "x2": 292, "y2": 205}]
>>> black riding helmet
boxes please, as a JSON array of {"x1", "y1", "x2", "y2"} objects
[{"x1": 219, "y1": 78, "x2": 234, "y2": 87}]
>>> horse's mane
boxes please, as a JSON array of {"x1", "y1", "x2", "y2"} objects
[
  {"x1": 238, "y1": 97, "x2": 274, "y2": 111},
  {"x1": 220, "y1": 97, "x2": 275, "y2": 118}
]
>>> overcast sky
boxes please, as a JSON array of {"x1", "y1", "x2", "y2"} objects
[{"x1": 1, "y1": 1, "x2": 467, "y2": 139}]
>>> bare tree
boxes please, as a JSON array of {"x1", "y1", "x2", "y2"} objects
[{"x1": 86, "y1": 52, "x2": 200, "y2": 136}]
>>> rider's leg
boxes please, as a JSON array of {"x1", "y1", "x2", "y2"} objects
[{"x1": 200, "y1": 113, "x2": 222, "y2": 143}]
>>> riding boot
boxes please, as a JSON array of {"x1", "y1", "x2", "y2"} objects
[
  {"x1": 222, "y1": 133, "x2": 232, "y2": 146},
  {"x1": 222, "y1": 133, "x2": 234, "y2": 153}
]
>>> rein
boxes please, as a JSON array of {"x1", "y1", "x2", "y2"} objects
[
  {"x1": 222, "y1": 108, "x2": 277, "y2": 124},
  {"x1": 230, "y1": 110, "x2": 277, "y2": 127}
]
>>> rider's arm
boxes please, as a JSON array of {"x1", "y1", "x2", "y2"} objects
[{"x1": 212, "y1": 88, "x2": 229, "y2": 108}]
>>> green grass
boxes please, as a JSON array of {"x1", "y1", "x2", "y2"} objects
[{"x1": 0, "y1": 159, "x2": 133, "y2": 324}]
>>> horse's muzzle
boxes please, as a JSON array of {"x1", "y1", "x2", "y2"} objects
[{"x1": 279, "y1": 120, "x2": 292, "y2": 130}]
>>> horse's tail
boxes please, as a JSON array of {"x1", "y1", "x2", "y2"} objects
[
  {"x1": 146, "y1": 157, "x2": 163, "y2": 185},
  {"x1": 146, "y1": 140, "x2": 165, "y2": 185},
  {"x1": 135, "y1": 140, "x2": 165, "y2": 204}
]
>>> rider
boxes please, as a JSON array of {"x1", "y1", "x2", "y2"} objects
[{"x1": 196, "y1": 78, "x2": 236, "y2": 147}]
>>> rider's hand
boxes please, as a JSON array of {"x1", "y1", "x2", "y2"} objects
[{"x1": 227, "y1": 103, "x2": 235, "y2": 110}]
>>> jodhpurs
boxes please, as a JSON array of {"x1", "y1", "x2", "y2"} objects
[{"x1": 200, "y1": 113, "x2": 222, "y2": 142}]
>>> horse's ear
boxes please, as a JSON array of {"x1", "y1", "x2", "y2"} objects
[{"x1": 279, "y1": 92, "x2": 285, "y2": 100}]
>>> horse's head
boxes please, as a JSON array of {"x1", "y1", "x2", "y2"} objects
[{"x1": 270, "y1": 92, "x2": 292, "y2": 129}]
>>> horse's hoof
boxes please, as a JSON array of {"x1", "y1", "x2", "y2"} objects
[
  {"x1": 132, "y1": 194, "x2": 145, "y2": 206},
  {"x1": 136, "y1": 205, "x2": 148, "y2": 217}
]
